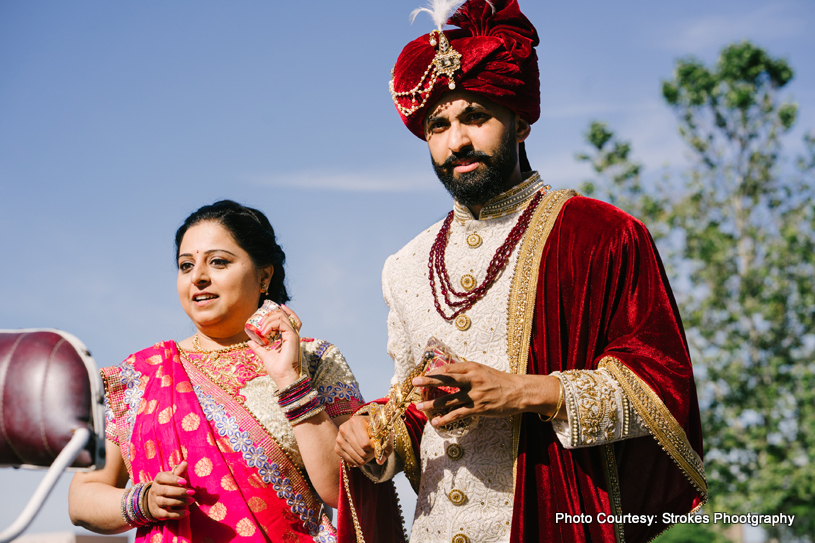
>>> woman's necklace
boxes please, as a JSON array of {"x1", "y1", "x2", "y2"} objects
[
  {"x1": 181, "y1": 334, "x2": 263, "y2": 404},
  {"x1": 191, "y1": 333, "x2": 249, "y2": 353}
]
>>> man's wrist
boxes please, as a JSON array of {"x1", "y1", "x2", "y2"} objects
[{"x1": 522, "y1": 374, "x2": 563, "y2": 419}]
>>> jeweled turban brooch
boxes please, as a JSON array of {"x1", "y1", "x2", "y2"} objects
[{"x1": 389, "y1": 0, "x2": 466, "y2": 118}]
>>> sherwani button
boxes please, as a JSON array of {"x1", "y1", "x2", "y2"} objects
[
  {"x1": 454, "y1": 314, "x2": 471, "y2": 331},
  {"x1": 460, "y1": 274, "x2": 476, "y2": 291},
  {"x1": 448, "y1": 489, "x2": 467, "y2": 505},
  {"x1": 466, "y1": 233, "x2": 482, "y2": 248},
  {"x1": 452, "y1": 534, "x2": 470, "y2": 543},
  {"x1": 446, "y1": 443, "x2": 464, "y2": 460}
]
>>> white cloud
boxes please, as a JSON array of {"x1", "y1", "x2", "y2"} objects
[
  {"x1": 533, "y1": 100, "x2": 691, "y2": 188},
  {"x1": 245, "y1": 168, "x2": 439, "y2": 192},
  {"x1": 535, "y1": 98, "x2": 689, "y2": 178},
  {"x1": 533, "y1": 151, "x2": 591, "y2": 187},
  {"x1": 622, "y1": 107, "x2": 690, "y2": 171},
  {"x1": 659, "y1": 3, "x2": 808, "y2": 54},
  {"x1": 539, "y1": 101, "x2": 658, "y2": 120}
]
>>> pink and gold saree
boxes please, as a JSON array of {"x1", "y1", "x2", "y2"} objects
[{"x1": 103, "y1": 339, "x2": 363, "y2": 543}]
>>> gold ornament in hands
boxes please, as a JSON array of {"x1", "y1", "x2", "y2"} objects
[
  {"x1": 366, "y1": 336, "x2": 474, "y2": 460},
  {"x1": 366, "y1": 345, "x2": 440, "y2": 463}
]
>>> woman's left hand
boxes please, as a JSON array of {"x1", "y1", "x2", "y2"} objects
[{"x1": 248, "y1": 304, "x2": 303, "y2": 389}]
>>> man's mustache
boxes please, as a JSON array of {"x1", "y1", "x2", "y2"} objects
[{"x1": 439, "y1": 149, "x2": 492, "y2": 169}]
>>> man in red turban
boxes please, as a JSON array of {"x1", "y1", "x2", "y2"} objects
[{"x1": 336, "y1": 1, "x2": 706, "y2": 542}]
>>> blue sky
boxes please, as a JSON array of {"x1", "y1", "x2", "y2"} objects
[{"x1": 1, "y1": 0, "x2": 813, "y2": 538}]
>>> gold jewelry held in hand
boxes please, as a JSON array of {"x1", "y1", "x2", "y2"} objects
[{"x1": 366, "y1": 348, "x2": 436, "y2": 463}]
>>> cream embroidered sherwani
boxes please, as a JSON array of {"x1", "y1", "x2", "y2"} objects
[{"x1": 373, "y1": 175, "x2": 648, "y2": 543}]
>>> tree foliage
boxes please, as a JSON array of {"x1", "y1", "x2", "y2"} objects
[
  {"x1": 576, "y1": 121, "x2": 668, "y2": 239},
  {"x1": 579, "y1": 42, "x2": 815, "y2": 541}
]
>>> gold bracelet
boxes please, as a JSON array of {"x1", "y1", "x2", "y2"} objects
[{"x1": 538, "y1": 380, "x2": 564, "y2": 423}]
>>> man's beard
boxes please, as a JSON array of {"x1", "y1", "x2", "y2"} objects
[{"x1": 431, "y1": 129, "x2": 518, "y2": 208}]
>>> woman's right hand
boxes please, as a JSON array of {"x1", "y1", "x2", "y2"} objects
[
  {"x1": 147, "y1": 461, "x2": 194, "y2": 519},
  {"x1": 248, "y1": 305, "x2": 303, "y2": 390}
]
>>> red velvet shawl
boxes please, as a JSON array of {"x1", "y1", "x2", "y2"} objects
[
  {"x1": 338, "y1": 195, "x2": 706, "y2": 543},
  {"x1": 511, "y1": 196, "x2": 706, "y2": 542}
]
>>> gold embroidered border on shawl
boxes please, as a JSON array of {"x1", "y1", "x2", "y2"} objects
[
  {"x1": 341, "y1": 461, "x2": 408, "y2": 543},
  {"x1": 505, "y1": 188, "x2": 577, "y2": 476},
  {"x1": 504, "y1": 186, "x2": 627, "y2": 542},
  {"x1": 340, "y1": 416, "x2": 410, "y2": 543},
  {"x1": 601, "y1": 444, "x2": 625, "y2": 542},
  {"x1": 341, "y1": 463, "x2": 367, "y2": 543},
  {"x1": 598, "y1": 356, "x2": 708, "y2": 501}
]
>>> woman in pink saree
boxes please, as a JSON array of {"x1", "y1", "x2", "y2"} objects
[{"x1": 69, "y1": 200, "x2": 363, "y2": 542}]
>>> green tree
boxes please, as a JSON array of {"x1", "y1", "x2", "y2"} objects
[
  {"x1": 575, "y1": 121, "x2": 669, "y2": 240},
  {"x1": 575, "y1": 121, "x2": 642, "y2": 207},
  {"x1": 578, "y1": 42, "x2": 815, "y2": 541}
]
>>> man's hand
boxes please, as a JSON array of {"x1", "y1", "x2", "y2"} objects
[
  {"x1": 335, "y1": 415, "x2": 394, "y2": 467},
  {"x1": 413, "y1": 361, "x2": 562, "y2": 427}
]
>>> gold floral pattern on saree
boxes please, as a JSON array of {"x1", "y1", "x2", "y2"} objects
[
  {"x1": 182, "y1": 412, "x2": 200, "y2": 431},
  {"x1": 158, "y1": 406, "x2": 173, "y2": 424},
  {"x1": 206, "y1": 502, "x2": 227, "y2": 521},
  {"x1": 248, "y1": 496, "x2": 267, "y2": 512},
  {"x1": 195, "y1": 457, "x2": 213, "y2": 477},
  {"x1": 146, "y1": 354, "x2": 162, "y2": 366},
  {"x1": 176, "y1": 380, "x2": 193, "y2": 393},
  {"x1": 236, "y1": 518, "x2": 256, "y2": 537},
  {"x1": 221, "y1": 474, "x2": 238, "y2": 491}
]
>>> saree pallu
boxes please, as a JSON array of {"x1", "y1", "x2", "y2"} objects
[{"x1": 104, "y1": 340, "x2": 360, "y2": 543}]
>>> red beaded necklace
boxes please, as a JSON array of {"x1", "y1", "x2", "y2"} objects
[{"x1": 429, "y1": 189, "x2": 545, "y2": 321}]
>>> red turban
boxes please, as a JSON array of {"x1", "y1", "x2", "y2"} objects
[{"x1": 390, "y1": 0, "x2": 540, "y2": 139}]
